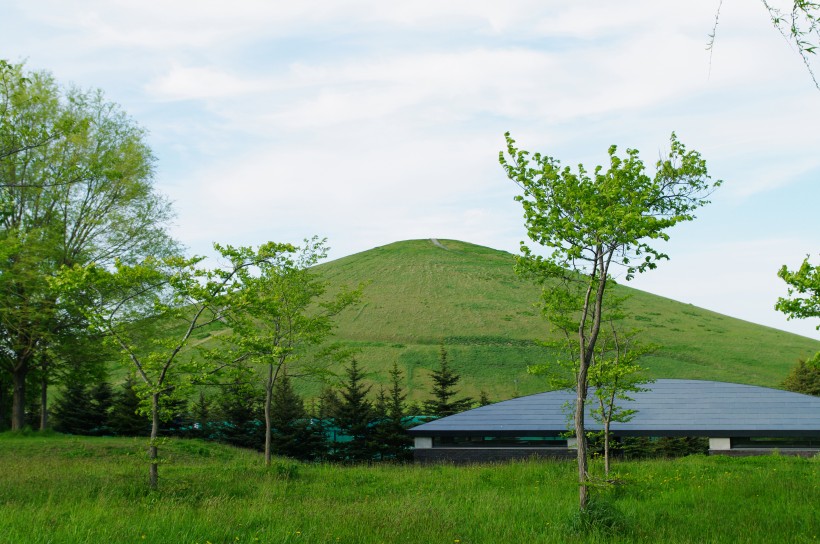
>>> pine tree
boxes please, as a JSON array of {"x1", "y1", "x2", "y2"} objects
[
  {"x1": 109, "y1": 375, "x2": 149, "y2": 437},
  {"x1": 424, "y1": 346, "x2": 473, "y2": 417},
  {"x1": 371, "y1": 362, "x2": 412, "y2": 461},
  {"x1": 270, "y1": 372, "x2": 327, "y2": 460},
  {"x1": 87, "y1": 382, "x2": 114, "y2": 435},
  {"x1": 333, "y1": 359, "x2": 374, "y2": 462},
  {"x1": 52, "y1": 382, "x2": 94, "y2": 435},
  {"x1": 214, "y1": 378, "x2": 264, "y2": 450},
  {"x1": 189, "y1": 391, "x2": 212, "y2": 439}
]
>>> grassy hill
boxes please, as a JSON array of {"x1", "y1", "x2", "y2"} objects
[{"x1": 313, "y1": 239, "x2": 819, "y2": 401}]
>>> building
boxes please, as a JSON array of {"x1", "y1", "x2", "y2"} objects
[{"x1": 408, "y1": 379, "x2": 820, "y2": 463}]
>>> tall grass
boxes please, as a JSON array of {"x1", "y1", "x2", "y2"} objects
[{"x1": 1, "y1": 434, "x2": 817, "y2": 543}]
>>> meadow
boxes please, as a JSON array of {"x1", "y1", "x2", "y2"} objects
[{"x1": 1, "y1": 433, "x2": 817, "y2": 544}]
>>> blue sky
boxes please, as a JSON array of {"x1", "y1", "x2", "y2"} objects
[{"x1": 2, "y1": 1, "x2": 818, "y2": 339}]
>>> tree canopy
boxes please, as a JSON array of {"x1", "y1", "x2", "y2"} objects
[{"x1": 0, "y1": 60, "x2": 176, "y2": 430}]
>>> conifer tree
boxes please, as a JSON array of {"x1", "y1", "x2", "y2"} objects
[
  {"x1": 371, "y1": 362, "x2": 412, "y2": 461},
  {"x1": 87, "y1": 382, "x2": 114, "y2": 436},
  {"x1": 270, "y1": 372, "x2": 327, "y2": 460},
  {"x1": 109, "y1": 375, "x2": 149, "y2": 437},
  {"x1": 424, "y1": 346, "x2": 473, "y2": 417},
  {"x1": 52, "y1": 382, "x2": 93, "y2": 435},
  {"x1": 333, "y1": 359, "x2": 374, "y2": 462},
  {"x1": 214, "y1": 378, "x2": 265, "y2": 450}
]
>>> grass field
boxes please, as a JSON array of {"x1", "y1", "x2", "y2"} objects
[{"x1": 1, "y1": 434, "x2": 817, "y2": 543}]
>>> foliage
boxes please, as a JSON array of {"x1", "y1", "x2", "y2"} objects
[
  {"x1": 332, "y1": 359, "x2": 374, "y2": 462},
  {"x1": 212, "y1": 377, "x2": 264, "y2": 450},
  {"x1": 371, "y1": 362, "x2": 413, "y2": 461},
  {"x1": 108, "y1": 375, "x2": 149, "y2": 437},
  {"x1": 56, "y1": 242, "x2": 291, "y2": 487},
  {"x1": 762, "y1": 1, "x2": 820, "y2": 88},
  {"x1": 776, "y1": 255, "x2": 820, "y2": 329},
  {"x1": 423, "y1": 346, "x2": 473, "y2": 417},
  {"x1": 220, "y1": 237, "x2": 362, "y2": 465},
  {"x1": 0, "y1": 60, "x2": 176, "y2": 431},
  {"x1": 780, "y1": 353, "x2": 820, "y2": 396},
  {"x1": 270, "y1": 372, "x2": 327, "y2": 461},
  {"x1": 500, "y1": 132, "x2": 720, "y2": 508}
]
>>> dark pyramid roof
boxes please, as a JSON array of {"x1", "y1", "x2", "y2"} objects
[{"x1": 408, "y1": 379, "x2": 820, "y2": 438}]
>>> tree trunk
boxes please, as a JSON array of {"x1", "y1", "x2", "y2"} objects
[
  {"x1": 575, "y1": 365, "x2": 589, "y2": 510},
  {"x1": 11, "y1": 361, "x2": 28, "y2": 431},
  {"x1": 264, "y1": 364, "x2": 273, "y2": 467},
  {"x1": 40, "y1": 371, "x2": 48, "y2": 431},
  {"x1": 604, "y1": 420, "x2": 611, "y2": 477},
  {"x1": 149, "y1": 392, "x2": 160, "y2": 489}
]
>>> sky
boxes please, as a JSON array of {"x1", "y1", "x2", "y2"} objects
[{"x1": 1, "y1": 0, "x2": 819, "y2": 339}]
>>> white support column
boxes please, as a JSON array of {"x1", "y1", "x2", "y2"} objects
[
  {"x1": 709, "y1": 438, "x2": 731, "y2": 451},
  {"x1": 414, "y1": 437, "x2": 433, "y2": 449}
]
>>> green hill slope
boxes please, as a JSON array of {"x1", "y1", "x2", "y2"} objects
[{"x1": 316, "y1": 239, "x2": 819, "y2": 401}]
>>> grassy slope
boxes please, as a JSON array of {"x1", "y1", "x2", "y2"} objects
[
  {"x1": 1, "y1": 434, "x2": 817, "y2": 544},
  {"x1": 314, "y1": 239, "x2": 819, "y2": 400}
]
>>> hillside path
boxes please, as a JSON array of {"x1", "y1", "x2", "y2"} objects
[{"x1": 430, "y1": 238, "x2": 448, "y2": 250}]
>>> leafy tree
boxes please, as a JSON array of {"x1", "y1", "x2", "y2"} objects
[
  {"x1": 587, "y1": 327, "x2": 654, "y2": 476},
  {"x1": 59, "y1": 244, "x2": 281, "y2": 488},
  {"x1": 424, "y1": 346, "x2": 473, "y2": 417},
  {"x1": 500, "y1": 132, "x2": 719, "y2": 509},
  {"x1": 0, "y1": 60, "x2": 176, "y2": 431},
  {"x1": 333, "y1": 359, "x2": 374, "y2": 462},
  {"x1": 776, "y1": 255, "x2": 820, "y2": 328},
  {"x1": 781, "y1": 354, "x2": 820, "y2": 396},
  {"x1": 222, "y1": 237, "x2": 362, "y2": 466}
]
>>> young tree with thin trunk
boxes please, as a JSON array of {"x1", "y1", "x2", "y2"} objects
[
  {"x1": 223, "y1": 237, "x2": 361, "y2": 467},
  {"x1": 587, "y1": 324, "x2": 654, "y2": 477},
  {"x1": 59, "y1": 243, "x2": 280, "y2": 488},
  {"x1": 500, "y1": 132, "x2": 719, "y2": 510}
]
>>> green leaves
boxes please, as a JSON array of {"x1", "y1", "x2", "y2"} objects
[{"x1": 776, "y1": 255, "x2": 820, "y2": 330}]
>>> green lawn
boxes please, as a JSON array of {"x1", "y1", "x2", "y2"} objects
[{"x1": 1, "y1": 434, "x2": 817, "y2": 543}]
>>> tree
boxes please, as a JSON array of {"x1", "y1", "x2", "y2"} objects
[
  {"x1": 61, "y1": 243, "x2": 280, "y2": 488},
  {"x1": 371, "y1": 362, "x2": 413, "y2": 461},
  {"x1": 776, "y1": 255, "x2": 820, "y2": 328},
  {"x1": 587, "y1": 326, "x2": 654, "y2": 477},
  {"x1": 423, "y1": 346, "x2": 473, "y2": 417},
  {"x1": 500, "y1": 132, "x2": 719, "y2": 509},
  {"x1": 0, "y1": 60, "x2": 176, "y2": 431},
  {"x1": 214, "y1": 376, "x2": 264, "y2": 450},
  {"x1": 269, "y1": 371, "x2": 327, "y2": 461},
  {"x1": 223, "y1": 237, "x2": 361, "y2": 466},
  {"x1": 760, "y1": 1, "x2": 820, "y2": 88},
  {"x1": 708, "y1": 3, "x2": 820, "y2": 89},
  {"x1": 109, "y1": 374, "x2": 148, "y2": 436},
  {"x1": 781, "y1": 354, "x2": 820, "y2": 396},
  {"x1": 333, "y1": 359, "x2": 374, "y2": 462}
]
